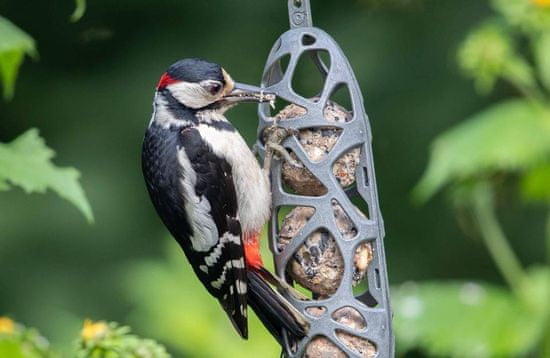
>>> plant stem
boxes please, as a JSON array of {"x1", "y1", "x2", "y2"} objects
[
  {"x1": 546, "y1": 209, "x2": 550, "y2": 264},
  {"x1": 471, "y1": 181, "x2": 527, "y2": 294},
  {"x1": 507, "y1": 77, "x2": 546, "y2": 104},
  {"x1": 543, "y1": 331, "x2": 550, "y2": 358}
]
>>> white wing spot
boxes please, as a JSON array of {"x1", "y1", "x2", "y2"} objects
[
  {"x1": 236, "y1": 279, "x2": 247, "y2": 295},
  {"x1": 211, "y1": 261, "x2": 232, "y2": 289},
  {"x1": 204, "y1": 232, "x2": 241, "y2": 267},
  {"x1": 231, "y1": 259, "x2": 245, "y2": 269}
]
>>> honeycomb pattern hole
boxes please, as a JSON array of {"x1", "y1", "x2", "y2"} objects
[
  {"x1": 305, "y1": 336, "x2": 346, "y2": 358},
  {"x1": 292, "y1": 49, "x2": 330, "y2": 98},
  {"x1": 263, "y1": 53, "x2": 290, "y2": 87},
  {"x1": 306, "y1": 306, "x2": 327, "y2": 317},
  {"x1": 353, "y1": 260, "x2": 379, "y2": 309},
  {"x1": 297, "y1": 126, "x2": 343, "y2": 163},
  {"x1": 354, "y1": 242, "x2": 374, "y2": 284},
  {"x1": 277, "y1": 205, "x2": 316, "y2": 253},
  {"x1": 328, "y1": 82, "x2": 353, "y2": 114},
  {"x1": 335, "y1": 329, "x2": 377, "y2": 358},
  {"x1": 350, "y1": 195, "x2": 370, "y2": 221},
  {"x1": 302, "y1": 34, "x2": 316, "y2": 46},
  {"x1": 270, "y1": 97, "x2": 306, "y2": 119},
  {"x1": 332, "y1": 306, "x2": 366, "y2": 330},
  {"x1": 284, "y1": 227, "x2": 344, "y2": 298},
  {"x1": 331, "y1": 199, "x2": 359, "y2": 240},
  {"x1": 333, "y1": 147, "x2": 361, "y2": 189},
  {"x1": 281, "y1": 152, "x2": 328, "y2": 196}
]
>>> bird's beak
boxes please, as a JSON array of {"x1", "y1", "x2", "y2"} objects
[{"x1": 222, "y1": 82, "x2": 276, "y2": 105}]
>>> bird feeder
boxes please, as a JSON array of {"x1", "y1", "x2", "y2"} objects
[{"x1": 256, "y1": 1, "x2": 394, "y2": 356}]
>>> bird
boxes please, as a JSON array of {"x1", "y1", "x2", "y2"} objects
[{"x1": 141, "y1": 58, "x2": 308, "y2": 343}]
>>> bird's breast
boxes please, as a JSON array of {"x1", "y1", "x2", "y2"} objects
[{"x1": 197, "y1": 123, "x2": 271, "y2": 233}]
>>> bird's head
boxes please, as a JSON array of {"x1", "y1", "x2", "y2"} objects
[{"x1": 156, "y1": 58, "x2": 275, "y2": 111}]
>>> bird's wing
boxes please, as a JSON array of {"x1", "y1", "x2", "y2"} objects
[{"x1": 177, "y1": 127, "x2": 249, "y2": 339}]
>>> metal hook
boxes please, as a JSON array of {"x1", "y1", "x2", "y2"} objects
[{"x1": 288, "y1": 0, "x2": 312, "y2": 28}]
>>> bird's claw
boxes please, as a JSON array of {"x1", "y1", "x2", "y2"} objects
[
  {"x1": 263, "y1": 124, "x2": 302, "y2": 171},
  {"x1": 265, "y1": 143, "x2": 303, "y2": 169}
]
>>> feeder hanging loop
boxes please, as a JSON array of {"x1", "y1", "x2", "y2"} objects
[{"x1": 288, "y1": 0, "x2": 312, "y2": 28}]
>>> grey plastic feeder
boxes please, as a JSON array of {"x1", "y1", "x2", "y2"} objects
[{"x1": 255, "y1": 1, "x2": 394, "y2": 357}]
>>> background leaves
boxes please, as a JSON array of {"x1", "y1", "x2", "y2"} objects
[
  {"x1": 1, "y1": 0, "x2": 549, "y2": 356},
  {"x1": 0, "y1": 16, "x2": 36, "y2": 100},
  {"x1": 414, "y1": 100, "x2": 550, "y2": 202},
  {"x1": 392, "y1": 268, "x2": 550, "y2": 357},
  {"x1": 0, "y1": 129, "x2": 93, "y2": 223},
  {"x1": 410, "y1": 0, "x2": 550, "y2": 356}
]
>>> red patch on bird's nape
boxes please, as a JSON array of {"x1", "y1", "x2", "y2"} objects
[
  {"x1": 156, "y1": 72, "x2": 179, "y2": 89},
  {"x1": 243, "y1": 232, "x2": 263, "y2": 270}
]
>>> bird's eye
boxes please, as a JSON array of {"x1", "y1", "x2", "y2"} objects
[{"x1": 204, "y1": 82, "x2": 223, "y2": 96}]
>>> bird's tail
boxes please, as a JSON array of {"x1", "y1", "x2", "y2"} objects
[{"x1": 247, "y1": 267, "x2": 309, "y2": 346}]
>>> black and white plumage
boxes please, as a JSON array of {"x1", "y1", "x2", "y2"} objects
[{"x1": 142, "y1": 58, "x2": 308, "y2": 341}]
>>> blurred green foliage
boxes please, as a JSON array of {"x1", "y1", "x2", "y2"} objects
[
  {"x1": 414, "y1": 99, "x2": 550, "y2": 202},
  {"x1": 1, "y1": 0, "x2": 549, "y2": 357},
  {"x1": 0, "y1": 4, "x2": 91, "y2": 223},
  {"x1": 457, "y1": 21, "x2": 533, "y2": 94},
  {"x1": 393, "y1": 267, "x2": 550, "y2": 357},
  {"x1": 405, "y1": 0, "x2": 550, "y2": 356},
  {"x1": 0, "y1": 16, "x2": 36, "y2": 100},
  {"x1": 0, "y1": 129, "x2": 93, "y2": 223},
  {"x1": 0, "y1": 317, "x2": 53, "y2": 358},
  {"x1": 70, "y1": 1, "x2": 87, "y2": 24},
  {"x1": 0, "y1": 317, "x2": 170, "y2": 358},
  {"x1": 76, "y1": 320, "x2": 169, "y2": 358}
]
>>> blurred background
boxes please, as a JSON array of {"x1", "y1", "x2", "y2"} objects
[{"x1": 1, "y1": 0, "x2": 549, "y2": 357}]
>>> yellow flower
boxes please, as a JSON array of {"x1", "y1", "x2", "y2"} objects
[
  {"x1": 0, "y1": 317, "x2": 15, "y2": 334},
  {"x1": 81, "y1": 319, "x2": 109, "y2": 341},
  {"x1": 533, "y1": 0, "x2": 550, "y2": 7}
]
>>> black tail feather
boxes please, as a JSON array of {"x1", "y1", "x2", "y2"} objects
[{"x1": 247, "y1": 270, "x2": 308, "y2": 345}]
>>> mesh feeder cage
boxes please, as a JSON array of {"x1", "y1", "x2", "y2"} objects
[{"x1": 255, "y1": 1, "x2": 394, "y2": 357}]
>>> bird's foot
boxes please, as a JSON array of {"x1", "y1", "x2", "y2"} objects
[
  {"x1": 263, "y1": 125, "x2": 302, "y2": 172},
  {"x1": 266, "y1": 142, "x2": 303, "y2": 169}
]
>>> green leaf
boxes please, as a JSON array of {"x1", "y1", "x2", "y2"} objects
[
  {"x1": 0, "y1": 318, "x2": 55, "y2": 358},
  {"x1": 491, "y1": 0, "x2": 550, "y2": 34},
  {"x1": 457, "y1": 21, "x2": 514, "y2": 94},
  {"x1": 414, "y1": 100, "x2": 550, "y2": 202},
  {"x1": 0, "y1": 341, "x2": 26, "y2": 358},
  {"x1": 521, "y1": 163, "x2": 550, "y2": 203},
  {"x1": 76, "y1": 321, "x2": 170, "y2": 358},
  {"x1": 0, "y1": 16, "x2": 36, "y2": 100},
  {"x1": 535, "y1": 31, "x2": 550, "y2": 92},
  {"x1": 0, "y1": 129, "x2": 94, "y2": 223},
  {"x1": 502, "y1": 55, "x2": 536, "y2": 90},
  {"x1": 70, "y1": 0, "x2": 87, "y2": 23},
  {"x1": 457, "y1": 20, "x2": 536, "y2": 94},
  {"x1": 392, "y1": 268, "x2": 550, "y2": 357}
]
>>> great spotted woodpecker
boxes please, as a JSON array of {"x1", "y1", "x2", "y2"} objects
[{"x1": 142, "y1": 58, "x2": 308, "y2": 342}]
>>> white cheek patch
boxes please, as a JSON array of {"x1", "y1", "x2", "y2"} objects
[{"x1": 168, "y1": 82, "x2": 214, "y2": 109}]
